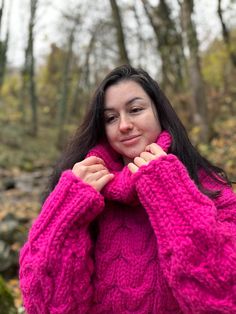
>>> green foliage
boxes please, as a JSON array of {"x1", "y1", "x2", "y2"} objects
[
  {"x1": 0, "y1": 276, "x2": 17, "y2": 314},
  {"x1": 202, "y1": 30, "x2": 236, "y2": 90},
  {"x1": 202, "y1": 39, "x2": 229, "y2": 89},
  {"x1": 189, "y1": 100, "x2": 236, "y2": 179},
  {"x1": 0, "y1": 73, "x2": 21, "y2": 111},
  {"x1": 37, "y1": 44, "x2": 65, "y2": 116},
  {"x1": 37, "y1": 43, "x2": 83, "y2": 120}
]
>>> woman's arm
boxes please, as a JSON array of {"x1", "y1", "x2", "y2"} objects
[
  {"x1": 134, "y1": 154, "x2": 236, "y2": 313},
  {"x1": 19, "y1": 170, "x2": 105, "y2": 314}
]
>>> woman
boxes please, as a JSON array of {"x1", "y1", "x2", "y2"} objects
[{"x1": 19, "y1": 65, "x2": 236, "y2": 313}]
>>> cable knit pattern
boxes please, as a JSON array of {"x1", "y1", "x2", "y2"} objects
[
  {"x1": 19, "y1": 131, "x2": 236, "y2": 313},
  {"x1": 20, "y1": 171, "x2": 104, "y2": 313}
]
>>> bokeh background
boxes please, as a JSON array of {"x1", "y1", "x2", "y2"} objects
[{"x1": 0, "y1": 0, "x2": 236, "y2": 312}]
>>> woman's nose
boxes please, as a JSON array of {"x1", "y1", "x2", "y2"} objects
[{"x1": 119, "y1": 115, "x2": 133, "y2": 132}]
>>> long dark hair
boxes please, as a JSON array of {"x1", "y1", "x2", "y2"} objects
[{"x1": 45, "y1": 64, "x2": 230, "y2": 200}]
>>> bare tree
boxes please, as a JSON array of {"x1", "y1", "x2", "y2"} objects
[
  {"x1": 141, "y1": 0, "x2": 185, "y2": 93},
  {"x1": 0, "y1": 0, "x2": 10, "y2": 91},
  {"x1": 179, "y1": 0, "x2": 209, "y2": 142},
  {"x1": 22, "y1": 0, "x2": 38, "y2": 136},
  {"x1": 132, "y1": 2, "x2": 146, "y2": 67},
  {"x1": 109, "y1": 0, "x2": 130, "y2": 65},
  {"x1": 70, "y1": 22, "x2": 106, "y2": 117},
  {"x1": 0, "y1": 0, "x2": 4, "y2": 34},
  {"x1": 83, "y1": 32, "x2": 97, "y2": 89},
  {"x1": 217, "y1": 0, "x2": 236, "y2": 67},
  {"x1": 57, "y1": 22, "x2": 78, "y2": 146}
]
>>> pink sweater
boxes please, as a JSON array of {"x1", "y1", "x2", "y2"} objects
[{"x1": 19, "y1": 132, "x2": 236, "y2": 313}]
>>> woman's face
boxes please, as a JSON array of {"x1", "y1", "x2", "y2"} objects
[{"x1": 104, "y1": 80, "x2": 161, "y2": 164}]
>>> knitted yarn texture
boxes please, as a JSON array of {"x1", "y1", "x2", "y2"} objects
[{"x1": 19, "y1": 131, "x2": 236, "y2": 313}]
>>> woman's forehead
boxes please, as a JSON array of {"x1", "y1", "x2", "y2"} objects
[{"x1": 104, "y1": 81, "x2": 150, "y2": 108}]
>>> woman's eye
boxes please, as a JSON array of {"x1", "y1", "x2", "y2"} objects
[
  {"x1": 130, "y1": 107, "x2": 143, "y2": 113},
  {"x1": 105, "y1": 116, "x2": 116, "y2": 123}
]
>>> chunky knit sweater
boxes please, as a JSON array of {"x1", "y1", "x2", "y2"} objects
[{"x1": 19, "y1": 132, "x2": 236, "y2": 314}]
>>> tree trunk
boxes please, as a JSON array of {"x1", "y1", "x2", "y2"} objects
[
  {"x1": 70, "y1": 26, "x2": 99, "y2": 117},
  {"x1": 84, "y1": 27, "x2": 98, "y2": 89},
  {"x1": 29, "y1": 1, "x2": 38, "y2": 137},
  {"x1": 24, "y1": 0, "x2": 38, "y2": 136},
  {"x1": 141, "y1": 0, "x2": 186, "y2": 93},
  {"x1": 133, "y1": 3, "x2": 145, "y2": 67},
  {"x1": 0, "y1": 0, "x2": 4, "y2": 34},
  {"x1": 217, "y1": 0, "x2": 236, "y2": 67},
  {"x1": 18, "y1": 68, "x2": 27, "y2": 123},
  {"x1": 180, "y1": 0, "x2": 209, "y2": 143},
  {"x1": 57, "y1": 26, "x2": 76, "y2": 147},
  {"x1": 0, "y1": 0, "x2": 9, "y2": 91},
  {"x1": 109, "y1": 0, "x2": 130, "y2": 65}
]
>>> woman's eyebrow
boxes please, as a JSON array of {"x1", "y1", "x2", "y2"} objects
[{"x1": 104, "y1": 97, "x2": 144, "y2": 111}]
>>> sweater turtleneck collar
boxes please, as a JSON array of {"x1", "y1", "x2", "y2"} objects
[{"x1": 86, "y1": 131, "x2": 172, "y2": 205}]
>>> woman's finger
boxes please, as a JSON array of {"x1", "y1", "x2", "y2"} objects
[
  {"x1": 87, "y1": 169, "x2": 109, "y2": 181},
  {"x1": 72, "y1": 157, "x2": 106, "y2": 178},
  {"x1": 95, "y1": 173, "x2": 114, "y2": 191},
  {"x1": 139, "y1": 151, "x2": 156, "y2": 162},
  {"x1": 127, "y1": 163, "x2": 139, "y2": 173},
  {"x1": 82, "y1": 156, "x2": 105, "y2": 166},
  {"x1": 145, "y1": 143, "x2": 166, "y2": 157},
  {"x1": 133, "y1": 156, "x2": 147, "y2": 167},
  {"x1": 86, "y1": 164, "x2": 107, "y2": 173}
]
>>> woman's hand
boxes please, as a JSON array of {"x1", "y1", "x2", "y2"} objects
[
  {"x1": 72, "y1": 156, "x2": 114, "y2": 192},
  {"x1": 128, "y1": 143, "x2": 167, "y2": 174}
]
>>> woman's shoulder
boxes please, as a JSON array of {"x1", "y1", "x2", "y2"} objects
[
  {"x1": 198, "y1": 168, "x2": 236, "y2": 207},
  {"x1": 198, "y1": 168, "x2": 230, "y2": 190}
]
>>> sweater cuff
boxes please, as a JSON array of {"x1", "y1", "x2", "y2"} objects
[
  {"x1": 29, "y1": 170, "x2": 104, "y2": 242},
  {"x1": 134, "y1": 154, "x2": 215, "y2": 229},
  {"x1": 44, "y1": 169, "x2": 104, "y2": 213},
  {"x1": 51, "y1": 169, "x2": 103, "y2": 200}
]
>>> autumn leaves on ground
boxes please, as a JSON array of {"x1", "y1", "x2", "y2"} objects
[{"x1": 1, "y1": 0, "x2": 236, "y2": 313}]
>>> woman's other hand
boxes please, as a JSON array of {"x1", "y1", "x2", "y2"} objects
[
  {"x1": 72, "y1": 156, "x2": 114, "y2": 192},
  {"x1": 128, "y1": 143, "x2": 166, "y2": 174}
]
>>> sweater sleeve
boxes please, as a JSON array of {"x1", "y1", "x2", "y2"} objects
[
  {"x1": 134, "y1": 154, "x2": 236, "y2": 313},
  {"x1": 19, "y1": 170, "x2": 104, "y2": 314}
]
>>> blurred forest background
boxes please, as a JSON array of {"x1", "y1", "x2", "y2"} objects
[{"x1": 0, "y1": 0, "x2": 236, "y2": 312}]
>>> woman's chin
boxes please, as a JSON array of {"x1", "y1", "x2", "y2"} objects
[{"x1": 122, "y1": 149, "x2": 145, "y2": 165}]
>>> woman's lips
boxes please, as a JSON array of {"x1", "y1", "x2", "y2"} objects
[{"x1": 121, "y1": 135, "x2": 141, "y2": 145}]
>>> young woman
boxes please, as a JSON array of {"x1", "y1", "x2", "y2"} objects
[{"x1": 19, "y1": 65, "x2": 236, "y2": 313}]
